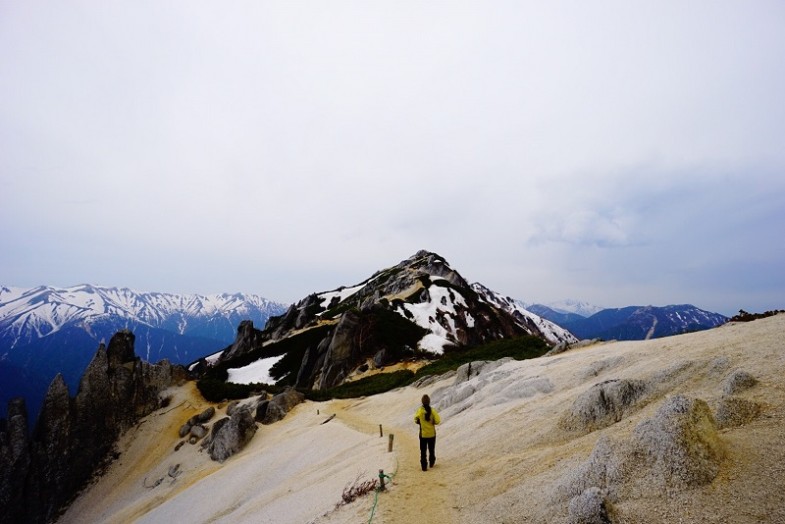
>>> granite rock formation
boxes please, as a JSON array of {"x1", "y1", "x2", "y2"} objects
[{"x1": 0, "y1": 330, "x2": 186, "y2": 524}]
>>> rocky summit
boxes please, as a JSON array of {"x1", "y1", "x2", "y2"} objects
[{"x1": 209, "y1": 250, "x2": 575, "y2": 390}]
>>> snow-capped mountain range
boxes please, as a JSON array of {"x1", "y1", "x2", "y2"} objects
[
  {"x1": 540, "y1": 298, "x2": 605, "y2": 317},
  {"x1": 557, "y1": 304, "x2": 728, "y2": 341},
  {"x1": 0, "y1": 284, "x2": 288, "y2": 419},
  {"x1": 0, "y1": 284, "x2": 286, "y2": 347}
]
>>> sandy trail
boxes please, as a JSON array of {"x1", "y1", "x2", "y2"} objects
[{"x1": 328, "y1": 396, "x2": 459, "y2": 524}]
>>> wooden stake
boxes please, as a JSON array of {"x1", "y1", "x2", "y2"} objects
[
  {"x1": 379, "y1": 424, "x2": 383, "y2": 437},
  {"x1": 378, "y1": 469, "x2": 386, "y2": 491},
  {"x1": 388, "y1": 433, "x2": 394, "y2": 452}
]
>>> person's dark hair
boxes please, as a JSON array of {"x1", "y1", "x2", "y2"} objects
[{"x1": 422, "y1": 394, "x2": 432, "y2": 422}]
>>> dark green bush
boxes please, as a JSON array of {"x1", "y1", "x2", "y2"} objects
[
  {"x1": 414, "y1": 335, "x2": 549, "y2": 378},
  {"x1": 197, "y1": 379, "x2": 259, "y2": 402},
  {"x1": 305, "y1": 370, "x2": 415, "y2": 401},
  {"x1": 730, "y1": 309, "x2": 784, "y2": 322}
]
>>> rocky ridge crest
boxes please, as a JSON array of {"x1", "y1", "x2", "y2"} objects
[{"x1": 211, "y1": 251, "x2": 573, "y2": 390}]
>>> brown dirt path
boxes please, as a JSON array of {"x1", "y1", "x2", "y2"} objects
[{"x1": 329, "y1": 398, "x2": 459, "y2": 524}]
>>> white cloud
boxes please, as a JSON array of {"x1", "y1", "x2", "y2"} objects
[{"x1": 2, "y1": 1, "x2": 784, "y2": 315}]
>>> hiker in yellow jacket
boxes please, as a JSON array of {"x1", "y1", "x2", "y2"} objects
[{"x1": 414, "y1": 394, "x2": 441, "y2": 471}]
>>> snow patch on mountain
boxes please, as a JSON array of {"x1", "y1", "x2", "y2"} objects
[
  {"x1": 317, "y1": 283, "x2": 366, "y2": 311},
  {"x1": 472, "y1": 284, "x2": 579, "y2": 345},
  {"x1": 227, "y1": 355, "x2": 284, "y2": 385},
  {"x1": 543, "y1": 298, "x2": 604, "y2": 317},
  {"x1": 395, "y1": 279, "x2": 474, "y2": 353}
]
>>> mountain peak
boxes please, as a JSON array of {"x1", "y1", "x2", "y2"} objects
[
  {"x1": 544, "y1": 299, "x2": 605, "y2": 317},
  {"x1": 214, "y1": 253, "x2": 578, "y2": 390}
]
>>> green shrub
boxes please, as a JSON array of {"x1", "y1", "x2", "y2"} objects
[
  {"x1": 414, "y1": 335, "x2": 549, "y2": 378},
  {"x1": 305, "y1": 370, "x2": 415, "y2": 401},
  {"x1": 730, "y1": 309, "x2": 784, "y2": 322},
  {"x1": 197, "y1": 379, "x2": 259, "y2": 402}
]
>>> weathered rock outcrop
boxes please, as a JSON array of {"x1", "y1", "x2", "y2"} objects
[
  {"x1": 221, "y1": 319, "x2": 269, "y2": 362},
  {"x1": 257, "y1": 388, "x2": 305, "y2": 425},
  {"x1": 178, "y1": 407, "x2": 216, "y2": 441},
  {"x1": 561, "y1": 379, "x2": 649, "y2": 434},
  {"x1": 722, "y1": 369, "x2": 758, "y2": 395},
  {"x1": 202, "y1": 406, "x2": 257, "y2": 463},
  {"x1": 0, "y1": 330, "x2": 186, "y2": 524},
  {"x1": 559, "y1": 395, "x2": 725, "y2": 504}
]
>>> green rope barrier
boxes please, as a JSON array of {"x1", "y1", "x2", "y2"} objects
[{"x1": 368, "y1": 458, "x2": 399, "y2": 524}]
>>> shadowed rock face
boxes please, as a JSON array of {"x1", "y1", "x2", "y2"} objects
[
  {"x1": 0, "y1": 330, "x2": 186, "y2": 524},
  {"x1": 0, "y1": 398, "x2": 30, "y2": 524}
]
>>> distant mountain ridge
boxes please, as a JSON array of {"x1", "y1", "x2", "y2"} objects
[
  {"x1": 530, "y1": 303, "x2": 728, "y2": 341},
  {"x1": 0, "y1": 285, "x2": 286, "y2": 345},
  {"x1": 0, "y1": 284, "x2": 288, "y2": 419},
  {"x1": 541, "y1": 299, "x2": 604, "y2": 317},
  {"x1": 525, "y1": 304, "x2": 587, "y2": 326}
]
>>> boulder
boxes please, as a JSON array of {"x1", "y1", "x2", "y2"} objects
[
  {"x1": 633, "y1": 395, "x2": 724, "y2": 488},
  {"x1": 261, "y1": 388, "x2": 305, "y2": 425},
  {"x1": 261, "y1": 402, "x2": 287, "y2": 425},
  {"x1": 204, "y1": 407, "x2": 257, "y2": 463},
  {"x1": 178, "y1": 423, "x2": 192, "y2": 438},
  {"x1": 561, "y1": 379, "x2": 648, "y2": 433},
  {"x1": 189, "y1": 424, "x2": 208, "y2": 439},
  {"x1": 196, "y1": 407, "x2": 215, "y2": 424},
  {"x1": 722, "y1": 370, "x2": 758, "y2": 395}
]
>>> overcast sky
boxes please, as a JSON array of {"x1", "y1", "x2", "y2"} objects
[{"x1": 2, "y1": 2, "x2": 784, "y2": 316}]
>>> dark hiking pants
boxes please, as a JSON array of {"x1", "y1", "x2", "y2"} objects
[{"x1": 420, "y1": 436, "x2": 436, "y2": 470}]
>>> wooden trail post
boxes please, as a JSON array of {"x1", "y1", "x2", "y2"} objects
[
  {"x1": 379, "y1": 424, "x2": 383, "y2": 437},
  {"x1": 378, "y1": 469, "x2": 387, "y2": 491},
  {"x1": 388, "y1": 433, "x2": 394, "y2": 452}
]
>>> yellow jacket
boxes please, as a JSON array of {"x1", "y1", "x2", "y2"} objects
[{"x1": 414, "y1": 406, "x2": 441, "y2": 438}]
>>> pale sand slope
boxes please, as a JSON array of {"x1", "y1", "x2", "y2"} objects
[{"x1": 60, "y1": 314, "x2": 785, "y2": 523}]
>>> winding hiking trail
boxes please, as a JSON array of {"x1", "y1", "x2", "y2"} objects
[{"x1": 329, "y1": 397, "x2": 459, "y2": 524}]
